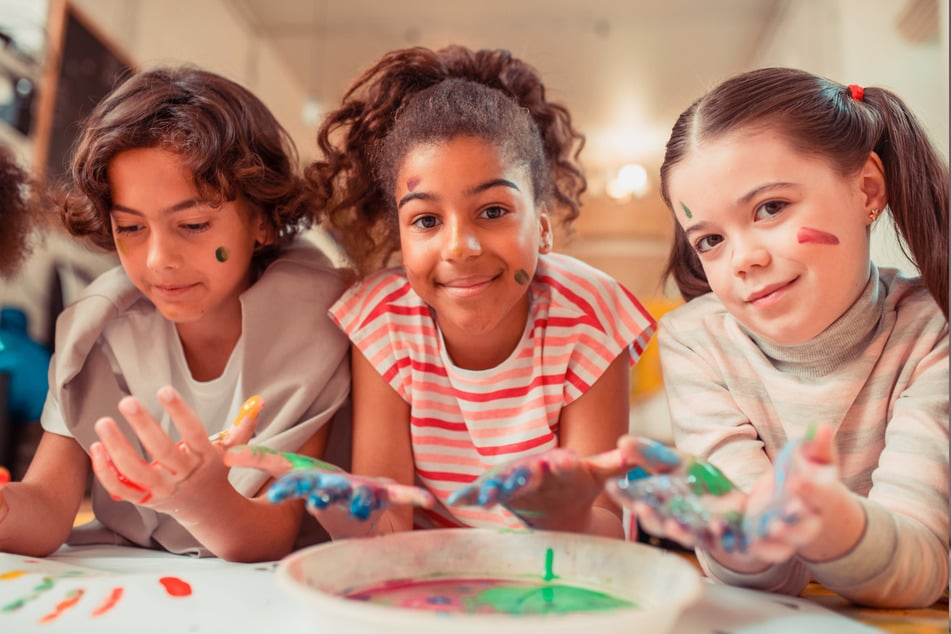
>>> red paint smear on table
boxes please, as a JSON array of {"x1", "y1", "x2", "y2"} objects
[
  {"x1": 159, "y1": 576, "x2": 192, "y2": 597},
  {"x1": 797, "y1": 227, "x2": 839, "y2": 245},
  {"x1": 91, "y1": 587, "x2": 124, "y2": 617},
  {"x1": 39, "y1": 589, "x2": 84, "y2": 623}
]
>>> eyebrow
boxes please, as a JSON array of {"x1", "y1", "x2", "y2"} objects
[
  {"x1": 111, "y1": 199, "x2": 204, "y2": 216},
  {"x1": 397, "y1": 178, "x2": 522, "y2": 210}
]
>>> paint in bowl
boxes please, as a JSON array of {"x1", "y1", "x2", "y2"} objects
[{"x1": 276, "y1": 528, "x2": 701, "y2": 634}]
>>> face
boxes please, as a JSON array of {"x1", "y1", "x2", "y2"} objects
[
  {"x1": 395, "y1": 136, "x2": 551, "y2": 366},
  {"x1": 667, "y1": 129, "x2": 884, "y2": 345},
  {"x1": 107, "y1": 147, "x2": 266, "y2": 332}
]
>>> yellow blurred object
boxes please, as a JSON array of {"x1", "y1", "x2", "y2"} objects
[{"x1": 631, "y1": 297, "x2": 683, "y2": 402}]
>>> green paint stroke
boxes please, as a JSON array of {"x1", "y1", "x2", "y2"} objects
[
  {"x1": 686, "y1": 460, "x2": 735, "y2": 496},
  {"x1": 474, "y1": 582, "x2": 634, "y2": 615},
  {"x1": 514, "y1": 269, "x2": 530, "y2": 285},
  {"x1": 215, "y1": 246, "x2": 229, "y2": 263},
  {"x1": 680, "y1": 202, "x2": 693, "y2": 219},
  {"x1": 248, "y1": 445, "x2": 341, "y2": 472},
  {"x1": 543, "y1": 547, "x2": 556, "y2": 581}
]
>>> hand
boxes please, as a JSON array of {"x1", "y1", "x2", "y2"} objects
[
  {"x1": 446, "y1": 447, "x2": 639, "y2": 530},
  {"x1": 90, "y1": 387, "x2": 262, "y2": 516},
  {"x1": 225, "y1": 446, "x2": 434, "y2": 521}
]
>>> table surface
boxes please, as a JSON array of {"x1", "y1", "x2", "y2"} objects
[{"x1": 29, "y1": 503, "x2": 943, "y2": 634}]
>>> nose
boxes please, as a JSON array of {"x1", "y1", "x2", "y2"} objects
[
  {"x1": 442, "y1": 218, "x2": 481, "y2": 261},
  {"x1": 146, "y1": 229, "x2": 184, "y2": 271},
  {"x1": 731, "y1": 234, "x2": 770, "y2": 276}
]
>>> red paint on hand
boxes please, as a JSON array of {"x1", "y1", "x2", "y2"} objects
[
  {"x1": 159, "y1": 576, "x2": 192, "y2": 597},
  {"x1": 797, "y1": 227, "x2": 839, "y2": 245},
  {"x1": 0, "y1": 466, "x2": 9, "y2": 485}
]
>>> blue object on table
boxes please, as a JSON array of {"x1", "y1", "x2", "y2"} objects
[{"x1": 0, "y1": 306, "x2": 51, "y2": 424}]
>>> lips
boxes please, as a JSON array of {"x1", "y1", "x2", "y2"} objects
[
  {"x1": 745, "y1": 279, "x2": 795, "y2": 304},
  {"x1": 437, "y1": 274, "x2": 499, "y2": 297},
  {"x1": 152, "y1": 282, "x2": 199, "y2": 298}
]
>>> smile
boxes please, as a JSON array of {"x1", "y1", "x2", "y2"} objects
[
  {"x1": 437, "y1": 274, "x2": 499, "y2": 297},
  {"x1": 745, "y1": 278, "x2": 797, "y2": 306},
  {"x1": 152, "y1": 283, "x2": 199, "y2": 298}
]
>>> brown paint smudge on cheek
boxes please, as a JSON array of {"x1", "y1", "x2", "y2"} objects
[
  {"x1": 405, "y1": 176, "x2": 420, "y2": 191},
  {"x1": 115, "y1": 238, "x2": 127, "y2": 256},
  {"x1": 797, "y1": 227, "x2": 839, "y2": 245},
  {"x1": 514, "y1": 269, "x2": 530, "y2": 285}
]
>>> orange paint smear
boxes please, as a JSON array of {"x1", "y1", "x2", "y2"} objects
[
  {"x1": 159, "y1": 576, "x2": 192, "y2": 597},
  {"x1": 91, "y1": 587, "x2": 124, "y2": 617},
  {"x1": 39, "y1": 589, "x2": 84, "y2": 623}
]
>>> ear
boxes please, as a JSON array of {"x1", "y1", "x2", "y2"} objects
[
  {"x1": 253, "y1": 213, "x2": 273, "y2": 249},
  {"x1": 859, "y1": 152, "x2": 888, "y2": 222},
  {"x1": 538, "y1": 213, "x2": 553, "y2": 254}
]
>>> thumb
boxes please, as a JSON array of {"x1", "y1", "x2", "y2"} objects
[{"x1": 800, "y1": 424, "x2": 836, "y2": 465}]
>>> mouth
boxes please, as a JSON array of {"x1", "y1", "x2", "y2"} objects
[
  {"x1": 745, "y1": 278, "x2": 797, "y2": 305},
  {"x1": 437, "y1": 274, "x2": 499, "y2": 297},
  {"x1": 152, "y1": 283, "x2": 199, "y2": 298}
]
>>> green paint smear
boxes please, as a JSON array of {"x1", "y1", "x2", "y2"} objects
[
  {"x1": 686, "y1": 460, "x2": 735, "y2": 496},
  {"x1": 680, "y1": 202, "x2": 693, "y2": 219},
  {"x1": 215, "y1": 246, "x2": 229, "y2": 262},
  {"x1": 248, "y1": 445, "x2": 340, "y2": 472},
  {"x1": 514, "y1": 269, "x2": 530, "y2": 285},
  {"x1": 543, "y1": 547, "x2": 556, "y2": 581},
  {"x1": 348, "y1": 577, "x2": 635, "y2": 615}
]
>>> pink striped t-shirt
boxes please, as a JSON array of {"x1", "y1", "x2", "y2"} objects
[{"x1": 330, "y1": 253, "x2": 656, "y2": 529}]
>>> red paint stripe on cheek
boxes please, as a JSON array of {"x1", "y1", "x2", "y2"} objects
[
  {"x1": 797, "y1": 227, "x2": 839, "y2": 245},
  {"x1": 159, "y1": 576, "x2": 192, "y2": 597}
]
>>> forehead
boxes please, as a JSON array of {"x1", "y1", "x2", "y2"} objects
[{"x1": 397, "y1": 136, "x2": 530, "y2": 183}]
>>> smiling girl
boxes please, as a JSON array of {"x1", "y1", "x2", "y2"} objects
[
  {"x1": 0, "y1": 66, "x2": 351, "y2": 562},
  {"x1": 238, "y1": 46, "x2": 655, "y2": 539},
  {"x1": 630, "y1": 67, "x2": 948, "y2": 608}
]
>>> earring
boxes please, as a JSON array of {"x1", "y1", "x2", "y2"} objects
[
  {"x1": 868, "y1": 208, "x2": 880, "y2": 222},
  {"x1": 540, "y1": 234, "x2": 553, "y2": 254}
]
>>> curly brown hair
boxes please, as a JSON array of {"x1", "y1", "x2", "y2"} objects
[
  {"x1": 307, "y1": 45, "x2": 586, "y2": 276},
  {"x1": 0, "y1": 145, "x2": 38, "y2": 278},
  {"x1": 660, "y1": 67, "x2": 949, "y2": 318},
  {"x1": 62, "y1": 65, "x2": 318, "y2": 272}
]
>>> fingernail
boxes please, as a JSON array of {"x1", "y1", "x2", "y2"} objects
[
  {"x1": 119, "y1": 397, "x2": 140, "y2": 415},
  {"x1": 157, "y1": 386, "x2": 176, "y2": 404}
]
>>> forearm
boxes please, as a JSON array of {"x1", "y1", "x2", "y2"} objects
[
  {"x1": 0, "y1": 483, "x2": 79, "y2": 557},
  {"x1": 696, "y1": 547, "x2": 810, "y2": 595},
  {"x1": 806, "y1": 498, "x2": 948, "y2": 608}
]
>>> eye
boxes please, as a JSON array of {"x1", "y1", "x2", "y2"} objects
[
  {"x1": 181, "y1": 222, "x2": 211, "y2": 233},
  {"x1": 411, "y1": 214, "x2": 440, "y2": 230},
  {"x1": 480, "y1": 206, "x2": 507, "y2": 220},
  {"x1": 694, "y1": 234, "x2": 724, "y2": 254},
  {"x1": 113, "y1": 224, "x2": 142, "y2": 235},
  {"x1": 754, "y1": 200, "x2": 787, "y2": 221}
]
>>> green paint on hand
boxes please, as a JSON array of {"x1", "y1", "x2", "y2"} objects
[
  {"x1": 686, "y1": 460, "x2": 735, "y2": 496},
  {"x1": 681, "y1": 202, "x2": 693, "y2": 219}
]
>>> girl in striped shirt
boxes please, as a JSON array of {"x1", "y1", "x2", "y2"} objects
[
  {"x1": 612, "y1": 68, "x2": 948, "y2": 608},
  {"x1": 233, "y1": 45, "x2": 657, "y2": 539}
]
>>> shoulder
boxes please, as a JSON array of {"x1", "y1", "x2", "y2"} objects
[
  {"x1": 535, "y1": 253, "x2": 649, "y2": 315},
  {"x1": 657, "y1": 292, "x2": 733, "y2": 345},
  {"x1": 330, "y1": 266, "x2": 424, "y2": 332},
  {"x1": 878, "y1": 267, "x2": 949, "y2": 340}
]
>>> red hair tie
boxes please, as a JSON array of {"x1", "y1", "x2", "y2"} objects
[{"x1": 847, "y1": 84, "x2": 864, "y2": 101}]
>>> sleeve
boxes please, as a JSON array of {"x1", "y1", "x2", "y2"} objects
[
  {"x1": 328, "y1": 270, "x2": 418, "y2": 402},
  {"x1": 657, "y1": 311, "x2": 810, "y2": 595},
  {"x1": 806, "y1": 329, "x2": 949, "y2": 607},
  {"x1": 552, "y1": 258, "x2": 656, "y2": 404}
]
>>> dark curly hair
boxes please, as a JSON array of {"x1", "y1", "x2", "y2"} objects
[
  {"x1": 62, "y1": 65, "x2": 319, "y2": 271},
  {"x1": 0, "y1": 145, "x2": 39, "y2": 277},
  {"x1": 660, "y1": 67, "x2": 948, "y2": 318},
  {"x1": 307, "y1": 45, "x2": 586, "y2": 276}
]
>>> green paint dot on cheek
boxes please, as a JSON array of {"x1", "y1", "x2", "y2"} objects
[
  {"x1": 215, "y1": 246, "x2": 229, "y2": 262},
  {"x1": 514, "y1": 269, "x2": 530, "y2": 285}
]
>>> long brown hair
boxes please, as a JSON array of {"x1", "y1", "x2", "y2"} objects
[
  {"x1": 660, "y1": 67, "x2": 948, "y2": 318},
  {"x1": 307, "y1": 45, "x2": 586, "y2": 276}
]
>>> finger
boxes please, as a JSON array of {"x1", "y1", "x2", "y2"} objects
[
  {"x1": 94, "y1": 417, "x2": 169, "y2": 495},
  {"x1": 224, "y1": 445, "x2": 340, "y2": 475},
  {"x1": 115, "y1": 395, "x2": 193, "y2": 477},
  {"x1": 155, "y1": 386, "x2": 216, "y2": 454},
  {"x1": 616, "y1": 435, "x2": 684, "y2": 474},
  {"x1": 381, "y1": 482, "x2": 435, "y2": 508},
  {"x1": 477, "y1": 476, "x2": 505, "y2": 506},
  {"x1": 90, "y1": 442, "x2": 154, "y2": 504},
  {"x1": 801, "y1": 424, "x2": 836, "y2": 464},
  {"x1": 349, "y1": 485, "x2": 379, "y2": 520},
  {"x1": 210, "y1": 395, "x2": 264, "y2": 447},
  {"x1": 501, "y1": 466, "x2": 534, "y2": 498}
]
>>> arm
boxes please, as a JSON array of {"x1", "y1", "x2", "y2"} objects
[
  {"x1": 0, "y1": 432, "x2": 89, "y2": 556},
  {"x1": 91, "y1": 388, "x2": 320, "y2": 562},
  {"x1": 657, "y1": 320, "x2": 811, "y2": 593},
  {"x1": 801, "y1": 335, "x2": 949, "y2": 607}
]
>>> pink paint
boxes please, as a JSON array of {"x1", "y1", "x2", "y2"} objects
[
  {"x1": 39, "y1": 589, "x2": 84, "y2": 623},
  {"x1": 0, "y1": 466, "x2": 10, "y2": 485},
  {"x1": 797, "y1": 227, "x2": 839, "y2": 245},
  {"x1": 91, "y1": 587, "x2": 124, "y2": 617},
  {"x1": 405, "y1": 176, "x2": 420, "y2": 191},
  {"x1": 159, "y1": 576, "x2": 192, "y2": 597}
]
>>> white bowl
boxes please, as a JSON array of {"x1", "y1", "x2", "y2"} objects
[{"x1": 276, "y1": 528, "x2": 701, "y2": 634}]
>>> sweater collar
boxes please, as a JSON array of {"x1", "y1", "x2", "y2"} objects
[{"x1": 746, "y1": 264, "x2": 883, "y2": 377}]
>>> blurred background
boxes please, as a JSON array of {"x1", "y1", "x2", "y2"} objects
[{"x1": 0, "y1": 0, "x2": 947, "y2": 469}]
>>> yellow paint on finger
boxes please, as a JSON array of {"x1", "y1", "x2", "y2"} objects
[{"x1": 210, "y1": 395, "x2": 265, "y2": 442}]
